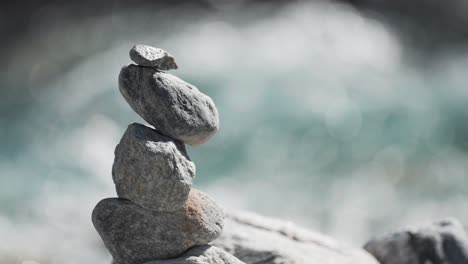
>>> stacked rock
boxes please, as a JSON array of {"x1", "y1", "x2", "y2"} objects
[{"x1": 92, "y1": 45, "x2": 241, "y2": 264}]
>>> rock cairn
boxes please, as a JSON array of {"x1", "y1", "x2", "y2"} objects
[{"x1": 92, "y1": 44, "x2": 243, "y2": 264}]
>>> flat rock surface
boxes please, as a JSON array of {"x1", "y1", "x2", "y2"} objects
[
  {"x1": 129, "y1": 44, "x2": 178, "y2": 70},
  {"x1": 112, "y1": 123, "x2": 195, "y2": 211},
  {"x1": 364, "y1": 218, "x2": 468, "y2": 264},
  {"x1": 214, "y1": 211, "x2": 379, "y2": 264},
  {"x1": 144, "y1": 245, "x2": 245, "y2": 264},
  {"x1": 93, "y1": 189, "x2": 224, "y2": 264},
  {"x1": 119, "y1": 65, "x2": 219, "y2": 146}
]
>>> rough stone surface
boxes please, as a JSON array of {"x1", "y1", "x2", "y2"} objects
[
  {"x1": 93, "y1": 189, "x2": 224, "y2": 264},
  {"x1": 144, "y1": 245, "x2": 245, "y2": 264},
  {"x1": 364, "y1": 218, "x2": 468, "y2": 264},
  {"x1": 112, "y1": 123, "x2": 195, "y2": 211},
  {"x1": 129, "y1": 44, "x2": 178, "y2": 70},
  {"x1": 214, "y1": 211, "x2": 379, "y2": 264},
  {"x1": 119, "y1": 65, "x2": 219, "y2": 146}
]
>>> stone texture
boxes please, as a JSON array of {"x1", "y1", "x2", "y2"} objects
[
  {"x1": 92, "y1": 189, "x2": 224, "y2": 264},
  {"x1": 364, "y1": 218, "x2": 468, "y2": 264},
  {"x1": 214, "y1": 210, "x2": 379, "y2": 264},
  {"x1": 130, "y1": 44, "x2": 178, "y2": 70},
  {"x1": 144, "y1": 245, "x2": 245, "y2": 264},
  {"x1": 112, "y1": 123, "x2": 195, "y2": 211},
  {"x1": 119, "y1": 65, "x2": 219, "y2": 146}
]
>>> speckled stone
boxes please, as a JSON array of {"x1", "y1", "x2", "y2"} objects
[
  {"x1": 119, "y1": 65, "x2": 219, "y2": 146},
  {"x1": 129, "y1": 44, "x2": 178, "y2": 70},
  {"x1": 112, "y1": 123, "x2": 195, "y2": 211},
  {"x1": 92, "y1": 189, "x2": 224, "y2": 264}
]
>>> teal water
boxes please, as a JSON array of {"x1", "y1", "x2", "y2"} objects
[{"x1": 1, "y1": 2, "x2": 468, "y2": 263}]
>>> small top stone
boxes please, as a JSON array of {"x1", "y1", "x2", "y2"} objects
[{"x1": 129, "y1": 44, "x2": 178, "y2": 70}]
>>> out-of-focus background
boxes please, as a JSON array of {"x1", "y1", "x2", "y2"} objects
[{"x1": 1, "y1": 0, "x2": 468, "y2": 263}]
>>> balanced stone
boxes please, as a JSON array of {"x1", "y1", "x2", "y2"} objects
[
  {"x1": 113, "y1": 123, "x2": 195, "y2": 211},
  {"x1": 364, "y1": 218, "x2": 468, "y2": 264},
  {"x1": 119, "y1": 65, "x2": 219, "y2": 146},
  {"x1": 92, "y1": 189, "x2": 224, "y2": 264},
  {"x1": 130, "y1": 44, "x2": 178, "y2": 70},
  {"x1": 144, "y1": 245, "x2": 245, "y2": 264}
]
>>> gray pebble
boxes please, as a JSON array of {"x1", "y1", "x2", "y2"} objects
[
  {"x1": 144, "y1": 245, "x2": 245, "y2": 264},
  {"x1": 119, "y1": 65, "x2": 219, "y2": 146},
  {"x1": 129, "y1": 44, "x2": 178, "y2": 70},
  {"x1": 92, "y1": 189, "x2": 224, "y2": 264},
  {"x1": 112, "y1": 123, "x2": 195, "y2": 211},
  {"x1": 364, "y1": 218, "x2": 468, "y2": 264}
]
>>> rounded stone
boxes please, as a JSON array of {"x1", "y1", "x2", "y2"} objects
[
  {"x1": 364, "y1": 218, "x2": 468, "y2": 264},
  {"x1": 129, "y1": 44, "x2": 178, "y2": 70},
  {"x1": 112, "y1": 123, "x2": 195, "y2": 211},
  {"x1": 92, "y1": 189, "x2": 224, "y2": 264},
  {"x1": 118, "y1": 65, "x2": 219, "y2": 146}
]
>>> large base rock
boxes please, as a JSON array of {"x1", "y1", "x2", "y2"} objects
[
  {"x1": 113, "y1": 123, "x2": 195, "y2": 211},
  {"x1": 92, "y1": 189, "x2": 224, "y2": 264},
  {"x1": 364, "y1": 218, "x2": 468, "y2": 264},
  {"x1": 214, "y1": 211, "x2": 379, "y2": 264},
  {"x1": 144, "y1": 245, "x2": 245, "y2": 264}
]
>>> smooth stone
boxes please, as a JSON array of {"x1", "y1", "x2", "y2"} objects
[
  {"x1": 364, "y1": 218, "x2": 468, "y2": 264},
  {"x1": 144, "y1": 245, "x2": 245, "y2": 264},
  {"x1": 214, "y1": 210, "x2": 379, "y2": 264},
  {"x1": 92, "y1": 189, "x2": 224, "y2": 264},
  {"x1": 112, "y1": 123, "x2": 195, "y2": 211},
  {"x1": 129, "y1": 44, "x2": 178, "y2": 70},
  {"x1": 119, "y1": 65, "x2": 219, "y2": 146}
]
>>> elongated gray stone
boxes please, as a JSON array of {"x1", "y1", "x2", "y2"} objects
[
  {"x1": 119, "y1": 65, "x2": 219, "y2": 146},
  {"x1": 92, "y1": 189, "x2": 224, "y2": 264},
  {"x1": 364, "y1": 218, "x2": 468, "y2": 264},
  {"x1": 144, "y1": 245, "x2": 245, "y2": 264},
  {"x1": 214, "y1": 211, "x2": 379, "y2": 264},
  {"x1": 112, "y1": 123, "x2": 195, "y2": 211},
  {"x1": 130, "y1": 44, "x2": 178, "y2": 70}
]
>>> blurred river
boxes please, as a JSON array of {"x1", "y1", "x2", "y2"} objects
[{"x1": 1, "y1": 2, "x2": 468, "y2": 263}]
